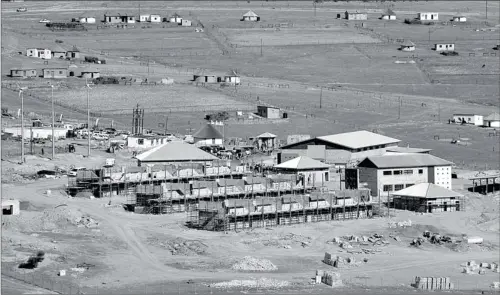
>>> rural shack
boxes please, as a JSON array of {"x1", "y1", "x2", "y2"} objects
[
  {"x1": 169, "y1": 13, "x2": 182, "y2": 24},
  {"x1": 26, "y1": 48, "x2": 51, "y2": 59},
  {"x1": 483, "y1": 113, "x2": 500, "y2": 128},
  {"x1": 400, "y1": 40, "x2": 415, "y2": 51},
  {"x1": 241, "y1": 10, "x2": 260, "y2": 22},
  {"x1": 344, "y1": 11, "x2": 367, "y2": 20},
  {"x1": 417, "y1": 12, "x2": 438, "y2": 21},
  {"x1": 434, "y1": 43, "x2": 455, "y2": 52},
  {"x1": 10, "y1": 68, "x2": 37, "y2": 78},
  {"x1": 392, "y1": 183, "x2": 462, "y2": 213},
  {"x1": 42, "y1": 68, "x2": 68, "y2": 79},
  {"x1": 452, "y1": 16, "x2": 466, "y2": 22},
  {"x1": 381, "y1": 9, "x2": 396, "y2": 20},
  {"x1": 81, "y1": 68, "x2": 100, "y2": 79},
  {"x1": 2, "y1": 199, "x2": 20, "y2": 215},
  {"x1": 257, "y1": 105, "x2": 280, "y2": 119},
  {"x1": 224, "y1": 70, "x2": 240, "y2": 85}
]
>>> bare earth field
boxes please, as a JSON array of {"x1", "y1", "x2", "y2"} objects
[{"x1": 1, "y1": 1, "x2": 500, "y2": 294}]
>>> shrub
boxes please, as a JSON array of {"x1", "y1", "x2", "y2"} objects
[
  {"x1": 204, "y1": 111, "x2": 229, "y2": 122},
  {"x1": 404, "y1": 18, "x2": 422, "y2": 25},
  {"x1": 18, "y1": 251, "x2": 45, "y2": 269},
  {"x1": 440, "y1": 51, "x2": 459, "y2": 56}
]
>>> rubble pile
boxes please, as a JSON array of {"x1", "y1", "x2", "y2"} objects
[
  {"x1": 160, "y1": 238, "x2": 208, "y2": 256},
  {"x1": 210, "y1": 278, "x2": 289, "y2": 289},
  {"x1": 315, "y1": 270, "x2": 343, "y2": 287},
  {"x1": 411, "y1": 231, "x2": 454, "y2": 247},
  {"x1": 462, "y1": 261, "x2": 500, "y2": 275},
  {"x1": 323, "y1": 252, "x2": 364, "y2": 268},
  {"x1": 75, "y1": 216, "x2": 99, "y2": 228},
  {"x1": 231, "y1": 256, "x2": 278, "y2": 271},
  {"x1": 388, "y1": 219, "x2": 412, "y2": 228},
  {"x1": 328, "y1": 233, "x2": 390, "y2": 248}
]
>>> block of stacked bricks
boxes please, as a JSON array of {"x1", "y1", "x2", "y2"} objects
[
  {"x1": 322, "y1": 271, "x2": 342, "y2": 287},
  {"x1": 414, "y1": 277, "x2": 453, "y2": 290}
]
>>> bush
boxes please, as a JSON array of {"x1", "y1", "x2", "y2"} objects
[
  {"x1": 18, "y1": 251, "x2": 45, "y2": 269},
  {"x1": 441, "y1": 51, "x2": 459, "y2": 56},
  {"x1": 404, "y1": 18, "x2": 422, "y2": 25},
  {"x1": 55, "y1": 39, "x2": 63, "y2": 43},
  {"x1": 204, "y1": 111, "x2": 229, "y2": 122}
]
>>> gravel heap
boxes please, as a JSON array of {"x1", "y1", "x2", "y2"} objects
[
  {"x1": 210, "y1": 278, "x2": 290, "y2": 289},
  {"x1": 231, "y1": 256, "x2": 278, "y2": 271}
]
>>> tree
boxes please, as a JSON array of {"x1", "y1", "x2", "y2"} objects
[{"x1": 204, "y1": 111, "x2": 229, "y2": 122}]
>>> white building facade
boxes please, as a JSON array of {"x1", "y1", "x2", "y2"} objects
[
  {"x1": 418, "y1": 12, "x2": 439, "y2": 21},
  {"x1": 452, "y1": 114, "x2": 483, "y2": 125},
  {"x1": 27, "y1": 48, "x2": 52, "y2": 59}
]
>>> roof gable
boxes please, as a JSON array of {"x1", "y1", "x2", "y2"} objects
[
  {"x1": 193, "y1": 124, "x2": 223, "y2": 139},
  {"x1": 318, "y1": 130, "x2": 400, "y2": 149},
  {"x1": 257, "y1": 132, "x2": 277, "y2": 138},
  {"x1": 275, "y1": 156, "x2": 330, "y2": 170},
  {"x1": 243, "y1": 10, "x2": 258, "y2": 17},
  {"x1": 359, "y1": 153, "x2": 453, "y2": 169},
  {"x1": 484, "y1": 112, "x2": 500, "y2": 121},
  {"x1": 136, "y1": 142, "x2": 219, "y2": 162},
  {"x1": 393, "y1": 183, "x2": 462, "y2": 198}
]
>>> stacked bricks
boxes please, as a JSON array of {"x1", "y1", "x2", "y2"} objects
[
  {"x1": 413, "y1": 277, "x2": 454, "y2": 290},
  {"x1": 320, "y1": 270, "x2": 343, "y2": 287}
]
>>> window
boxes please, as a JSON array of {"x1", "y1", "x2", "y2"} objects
[
  {"x1": 404, "y1": 170, "x2": 413, "y2": 175},
  {"x1": 394, "y1": 184, "x2": 404, "y2": 191},
  {"x1": 393, "y1": 170, "x2": 402, "y2": 175},
  {"x1": 138, "y1": 139, "x2": 144, "y2": 145},
  {"x1": 383, "y1": 171, "x2": 392, "y2": 176},
  {"x1": 406, "y1": 184, "x2": 414, "y2": 188},
  {"x1": 59, "y1": 71, "x2": 63, "y2": 74},
  {"x1": 418, "y1": 169, "x2": 424, "y2": 174},
  {"x1": 383, "y1": 185, "x2": 393, "y2": 192}
]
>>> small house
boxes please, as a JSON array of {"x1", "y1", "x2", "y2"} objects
[
  {"x1": 452, "y1": 16, "x2": 466, "y2": 22},
  {"x1": 452, "y1": 114, "x2": 483, "y2": 125},
  {"x1": 66, "y1": 48, "x2": 80, "y2": 59},
  {"x1": 483, "y1": 113, "x2": 500, "y2": 128},
  {"x1": 42, "y1": 68, "x2": 68, "y2": 79},
  {"x1": 345, "y1": 11, "x2": 368, "y2": 20},
  {"x1": 400, "y1": 40, "x2": 415, "y2": 51},
  {"x1": 10, "y1": 68, "x2": 37, "y2": 78},
  {"x1": 434, "y1": 43, "x2": 455, "y2": 52},
  {"x1": 169, "y1": 14, "x2": 182, "y2": 24},
  {"x1": 51, "y1": 45, "x2": 67, "y2": 59},
  {"x1": 241, "y1": 10, "x2": 260, "y2": 22},
  {"x1": 150, "y1": 15, "x2": 161, "y2": 23},
  {"x1": 417, "y1": 12, "x2": 438, "y2": 21},
  {"x1": 255, "y1": 132, "x2": 277, "y2": 151},
  {"x1": 181, "y1": 19, "x2": 192, "y2": 26},
  {"x1": 127, "y1": 135, "x2": 169, "y2": 149},
  {"x1": 193, "y1": 124, "x2": 223, "y2": 147},
  {"x1": 392, "y1": 183, "x2": 462, "y2": 213},
  {"x1": 81, "y1": 68, "x2": 100, "y2": 79},
  {"x1": 79, "y1": 17, "x2": 96, "y2": 24},
  {"x1": 224, "y1": 70, "x2": 240, "y2": 85},
  {"x1": 26, "y1": 48, "x2": 52, "y2": 59},
  {"x1": 257, "y1": 105, "x2": 280, "y2": 119},
  {"x1": 193, "y1": 72, "x2": 218, "y2": 83},
  {"x1": 139, "y1": 14, "x2": 150, "y2": 22},
  {"x1": 381, "y1": 9, "x2": 396, "y2": 20},
  {"x1": 104, "y1": 13, "x2": 135, "y2": 24},
  {"x1": 2, "y1": 199, "x2": 20, "y2": 215},
  {"x1": 275, "y1": 156, "x2": 330, "y2": 188}
]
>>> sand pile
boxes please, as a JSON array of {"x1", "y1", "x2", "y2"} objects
[
  {"x1": 231, "y1": 256, "x2": 278, "y2": 271},
  {"x1": 210, "y1": 278, "x2": 290, "y2": 289}
]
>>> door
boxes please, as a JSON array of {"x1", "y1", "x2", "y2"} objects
[
  {"x1": 69, "y1": 71, "x2": 74, "y2": 77},
  {"x1": 427, "y1": 202, "x2": 432, "y2": 213},
  {"x1": 443, "y1": 202, "x2": 447, "y2": 211},
  {"x1": 51, "y1": 71, "x2": 55, "y2": 78},
  {"x1": 2, "y1": 205, "x2": 13, "y2": 215}
]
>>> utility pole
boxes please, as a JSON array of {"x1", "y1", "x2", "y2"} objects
[
  {"x1": 260, "y1": 38, "x2": 263, "y2": 57},
  {"x1": 398, "y1": 97, "x2": 401, "y2": 119},
  {"x1": 438, "y1": 104, "x2": 441, "y2": 122},
  {"x1": 51, "y1": 84, "x2": 55, "y2": 159},
  {"x1": 486, "y1": 0, "x2": 488, "y2": 19},
  {"x1": 86, "y1": 81, "x2": 92, "y2": 157},
  {"x1": 19, "y1": 89, "x2": 25, "y2": 163},
  {"x1": 164, "y1": 116, "x2": 168, "y2": 135},
  {"x1": 319, "y1": 87, "x2": 323, "y2": 109},
  {"x1": 314, "y1": 2, "x2": 316, "y2": 17}
]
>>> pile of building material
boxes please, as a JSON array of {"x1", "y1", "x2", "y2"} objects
[
  {"x1": 314, "y1": 270, "x2": 343, "y2": 287},
  {"x1": 210, "y1": 278, "x2": 289, "y2": 289},
  {"x1": 231, "y1": 256, "x2": 278, "y2": 271},
  {"x1": 462, "y1": 261, "x2": 499, "y2": 274},
  {"x1": 388, "y1": 219, "x2": 412, "y2": 228},
  {"x1": 411, "y1": 231, "x2": 454, "y2": 246},
  {"x1": 329, "y1": 233, "x2": 389, "y2": 248},
  {"x1": 74, "y1": 216, "x2": 99, "y2": 228},
  {"x1": 323, "y1": 252, "x2": 362, "y2": 268},
  {"x1": 412, "y1": 277, "x2": 453, "y2": 290}
]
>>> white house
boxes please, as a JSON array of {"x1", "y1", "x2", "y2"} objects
[
  {"x1": 242, "y1": 10, "x2": 260, "y2": 22},
  {"x1": 127, "y1": 135, "x2": 169, "y2": 149},
  {"x1": 274, "y1": 156, "x2": 331, "y2": 188},
  {"x1": 434, "y1": 43, "x2": 455, "y2": 52},
  {"x1": 26, "y1": 48, "x2": 52, "y2": 59},
  {"x1": 193, "y1": 124, "x2": 223, "y2": 147},
  {"x1": 381, "y1": 9, "x2": 396, "y2": 20},
  {"x1": 224, "y1": 70, "x2": 240, "y2": 85},
  {"x1": 483, "y1": 113, "x2": 500, "y2": 128},
  {"x1": 169, "y1": 14, "x2": 182, "y2": 24},
  {"x1": 2, "y1": 199, "x2": 20, "y2": 215},
  {"x1": 150, "y1": 15, "x2": 161, "y2": 23},
  {"x1": 452, "y1": 114, "x2": 483, "y2": 126},
  {"x1": 417, "y1": 12, "x2": 438, "y2": 21},
  {"x1": 400, "y1": 40, "x2": 415, "y2": 51},
  {"x1": 79, "y1": 17, "x2": 96, "y2": 24},
  {"x1": 139, "y1": 14, "x2": 150, "y2": 22},
  {"x1": 181, "y1": 19, "x2": 192, "y2": 26},
  {"x1": 452, "y1": 16, "x2": 466, "y2": 22},
  {"x1": 3, "y1": 127, "x2": 67, "y2": 139}
]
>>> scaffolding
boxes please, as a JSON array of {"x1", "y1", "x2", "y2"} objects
[{"x1": 188, "y1": 190, "x2": 373, "y2": 231}]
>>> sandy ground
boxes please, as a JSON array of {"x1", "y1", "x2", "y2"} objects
[{"x1": 2, "y1": 1, "x2": 500, "y2": 294}]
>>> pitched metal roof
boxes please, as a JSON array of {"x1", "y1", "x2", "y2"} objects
[
  {"x1": 401, "y1": 40, "x2": 415, "y2": 47},
  {"x1": 193, "y1": 124, "x2": 223, "y2": 140},
  {"x1": 384, "y1": 8, "x2": 396, "y2": 16},
  {"x1": 358, "y1": 153, "x2": 453, "y2": 169},
  {"x1": 385, "y1": 146, "x2": 432, "y2": 154},
  {"x1": 318, "y1": 130, "x2": 400, "y2": 150},
  {"x1": 243, "y1": 10, "x2": 258, "y2": 17},
  {"x1": 275, "y1": 156, "x2": 330, "y2": 170},
  {"x1": 484, "y1": 112, "x2": 500, "y2": 121},
  {"x1": 392, "y1": 183, "x2": 462, "y2": 198},
  {"x1": 256, "y1": 132, "x2": 277, "y2": 138},
  {"x1": 136, "y1": 142, "x2": 219, "y2": 162}
]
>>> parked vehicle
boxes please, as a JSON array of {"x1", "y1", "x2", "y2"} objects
[
  {"x1": 39, "y1": 19, "x2": 51, "y2": 23},
  {"x1": 104, "y1": 158, "x2": 115, "y2": 167},
  {"x1": 17, "y1": 7, "x2": 27, "y2": 12},
  {"x1": 68, "y1": 167, "x2": 86, "y2": 177}
]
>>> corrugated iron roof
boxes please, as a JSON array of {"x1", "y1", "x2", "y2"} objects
[
  {"x1": 243, "y1": 10, "x2": 258, "y2": 17},
  {"x1": 275, "y1": 156, "x2": 330, "y2": 170},
  {"x1": 484, "y1": 112, "x2": 500, "y2": 121},
  {"x1": 318, "y1": 130, "x2": 400, "y2": 150},
  {"x1": 256, "y1": 132, "x2": 277, "y2": 138},
  {"x1": 358, "y1": 153, "x2": 453, "y2": 169},
  {"x1": 193, "y1": 124, "x2": 223, "y2": 140},
  {"x1": 392, "y1": 183, "x2": 462, "y2": 198},
  {"x1": 136, "y1": 142, "x2": 219, "y2": 162}
]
